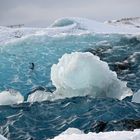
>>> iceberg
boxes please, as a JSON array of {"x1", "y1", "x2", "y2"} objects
[
  {"x1": 0, "y1": 90, "x2": 24, "y2": 105},
  {"x1": 50, "y1": 128, "x2": 140, "y2": 140},
  {"x1": 51, "y1": 52, "x2": 132, "y2": 100}
]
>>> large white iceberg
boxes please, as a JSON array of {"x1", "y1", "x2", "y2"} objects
[
  {"x1": 51, "y1": 52, "x2": 132, "y2": 100},
  {"x1": 49, "y1": 128, "x2": 140, "y2": 140},
  {"x1": 0, "y1": 90, "x2": 24, "y2": 105}
]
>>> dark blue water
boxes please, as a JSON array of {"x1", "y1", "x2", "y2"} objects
[
  {"x1": 0, "y1": 33, "x2": 140, "y2": 139},
  {"x1": 0, "y1": 97, "x2": 140, "y2": 140}
]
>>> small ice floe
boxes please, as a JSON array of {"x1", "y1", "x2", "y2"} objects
[
  {"x1": 27, "y1": 90, "x2": 52, "y2": 103},
  {"x1": 132, "y1": 90, "x2": 140, "y2": 103},
  {"x1": 0, "y1": 89, "x2": 24, "y2": 105}
]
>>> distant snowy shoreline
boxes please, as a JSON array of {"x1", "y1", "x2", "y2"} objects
[{"x1": 0, "y1": 17, "x2": 140, "y2": 45}]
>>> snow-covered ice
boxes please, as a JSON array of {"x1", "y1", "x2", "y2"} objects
[
  {"x1": 106, "y1": 17, "x2": 140, "y2": 28},
  {"x1": 51, "y1": 17, "x2": 140, "y2": 34},
  {"x1": 49, "y1": 128, "x2": 140, "y2": 140},
  {"x1": 0, "y1": 17, "x2": 140, "y2": 45}
]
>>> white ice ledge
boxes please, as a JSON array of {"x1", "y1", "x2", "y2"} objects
[
  {"x1": 50, "y1": 17, "x2": 140, "y2": 34},
  {"x1": 50, "y1": 128, "x2": 140, "y2": 140}
]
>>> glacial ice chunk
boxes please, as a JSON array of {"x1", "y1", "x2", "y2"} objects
[
  {"x1": 0, "y1": 90, "x2": 24, "y2": 105},
  {"x1": 132, "y1": 90, "x2": 140, "y2": 103},
  {"x1": 51, "y1": 52, "x2": 132, "y2": 100},
  {"x1": 27, "y1": 90, "x2": 52, "y2": 103}
]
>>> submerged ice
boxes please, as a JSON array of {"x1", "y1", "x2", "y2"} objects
[{"x1": 51, "y1": 52, "x2": 132, "y2": 100}]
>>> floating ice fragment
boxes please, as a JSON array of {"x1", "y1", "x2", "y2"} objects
[
  {"x1": 132, "y1": 90, "x2": 140, "y2": 103},
  {"x1": 0, "y1": 89, "x2": 24, "y2": 105},
  {"x1": 27, "y1": 90, "x2": 52, "y2": 103}
]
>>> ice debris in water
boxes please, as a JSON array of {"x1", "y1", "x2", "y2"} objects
[
  {"x1": 0, "y1": 89, "x2": 24, "y2": 105},
  {"x1": 51, "y1": 52, "x2": 132, "y2": 100},
  {"x1": 132, "y1": 90, "x2": 140, "y2": 103},
  {"x1": 50, "y1": 128, "x2": 140, "y2": 140},
  {"x1": 27, "y1": 90, "x2": 52, "y2": 102}
]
